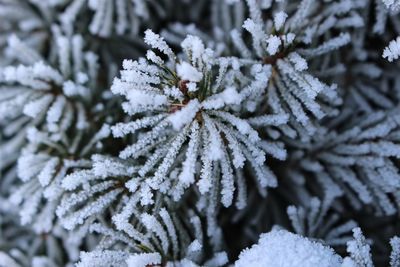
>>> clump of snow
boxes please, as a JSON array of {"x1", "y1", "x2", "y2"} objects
[
  {"x1": 266, "y1": 35, "x2": 281, "y2": 55},
  {"x1": 235, "y1": 230, "x2": 343, "y2": 267},
  {"x1": 168, "y1": 99, "x2": 201, "y2": 130},
  {"x1": 176, "y1": 62, "x2": 203, "y2": 82},
  {"x1": 126, "y1": 252, "x2": 161, "y2": 267}
]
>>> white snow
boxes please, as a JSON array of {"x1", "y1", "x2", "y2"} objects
[
  {"x1": 383, "y1": 36, "x2": 400, "y2": 62},
  {"x1": 176, "y1": 62, "x2": 203, "y2": 82},
  {"x1": 274, "y1": 11, "x2": 288, "y2": 30},
  {"x1": 266, "y1": 35, "x2": 282, "y2": 56},
  {"x1": 235, "y1": 230, "x2": 343, "y2": 267},
  {"x1": 168, "y1": 99, "x2": 201, "y2": 130},
  {"x1": 126, "y1": 253, "x2": 161, "y2": 267}
]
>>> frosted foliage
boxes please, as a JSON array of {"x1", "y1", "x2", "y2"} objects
[
  {"x1": 40, "y1": 0, "x2": 157, "y2": 37},
  {"x1": 0, "y1": 33, "x2": 98, "y2": 133},
  {"x1": 285, "y1": 197, "x2": 357, "y2": 247},
  {"x1": 390, "y1": 237, "x2": 400, "y2": 267},
  {"x1": 287, "y1": 109, "x2": 400, "y2": 216},
  {"x1": 110, "y1": 30, "x2": 287, "y2": 207},
  {"x1": 382, "y1": 0, "x2": 400, "y2": 11},
  {"x1": 343, "y1": 228, "x2": 374, "y2": 267},
  {"x1": 2, "y1": 0, "x2": 400, "y2": 266},
  {"x1": 227, "y1": 0, "x2": 361, "y2": 136}
]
